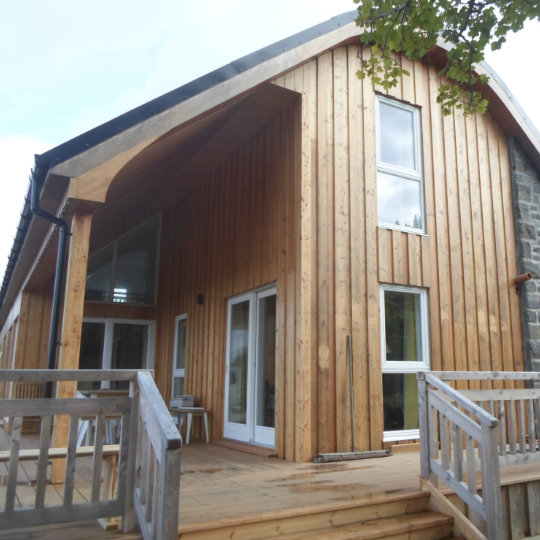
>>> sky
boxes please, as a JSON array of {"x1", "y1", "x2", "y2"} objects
[{"x1": 1, "y1": 0, "x2": 539, "y2": 283}]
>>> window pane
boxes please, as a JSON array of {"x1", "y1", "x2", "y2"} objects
[
  {"x1": 175, "y1": 318, "x2": 187, "y2": 370},
  {"x1": 384, "y1": 290, "x2": 422, "y2": 362},
  {"x1": 173, "y1": 377, "x2": 184, "y2": 398},
  {"x1": 379, "y1": 101, "x2": 416, "y2": 170},
  {"x1": 79, "y1": 322, "x2": 106, "y2": 390},
  {"x1": 86, "y1": 245, "x2": 113, "y2": 302},
  {"x1": 228, "y1": 300, "x2": 249, "y2": 424},
  {"x1": 378, "y1": 172, "x2": 423, "y2": 230},
  {"x1": 114, "y1": 218, "x2": 159, "y2": 305},
  {"x1": 383, "y1": 373, "x2": 419, "y2": 431},
  {"x1": 111, "y1": 323, "x2": 148, "y2": 389},
  {"x1": 256, "y1": 295, "x2": 276, "y2": 429}
]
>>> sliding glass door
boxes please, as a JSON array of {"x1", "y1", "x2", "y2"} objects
[{"x1": 224, "y1": 287, "x2": 276, "y2": 447}]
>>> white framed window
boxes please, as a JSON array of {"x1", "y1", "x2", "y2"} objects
[
  {"x1": 380, "y1": 285, "x2": 429, "y2": 441},
  {"x1": 79, "y1": 317, "x2": 155, "y2": 390},
  {"x1": 376, "y1": 96, "x2": 424, "y2": 233},
  {"x1": 171, "y1": 314, "x2": 187, "y2": 399}
]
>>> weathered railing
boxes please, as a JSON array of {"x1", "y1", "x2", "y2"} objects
[
  {"x1": 419, "y1": 371, "x2": 540, "y2": 540},
  {"x1": 133, "y1": 371, "x2": 181, "y2": 539},
  {"x1": 418, "y1": 372, "x2": 503, "y2": 540},
  {"x1": 0, "y1": 369, "x2": 181, "y2": 539}
]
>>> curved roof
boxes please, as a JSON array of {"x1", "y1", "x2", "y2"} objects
[{"x1": 1, "y1": 10, "x2": 539, "y2": 321}]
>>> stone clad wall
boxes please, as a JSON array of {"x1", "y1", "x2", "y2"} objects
[{"x1": 509, "y1": 138, "x2": 540, "y2": 370}]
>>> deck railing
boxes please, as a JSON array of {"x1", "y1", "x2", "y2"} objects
[
  {"x1": 418, "y1": 371, "x2": 540, "y2": 540},
  {"x1": 133, "y1": 371, "x2": 182, "y2": 539},
  {"x1": 0, "y1": 369, "x2": 181, "y2": 539}
]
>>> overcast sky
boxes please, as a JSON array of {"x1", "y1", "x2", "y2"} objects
[{"x1": 1, "y1": 1, "x2": 539, "y2": 283}]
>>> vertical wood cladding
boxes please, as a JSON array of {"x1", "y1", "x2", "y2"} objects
[
  {"x1": 274, "y1": 45, "x2": 522, "y2": 453},
  {"x1": 81, "y1": 42, "x2": 522, "y2": 460},
  {"x1": 154, "y1": 107, "x2": 300, "y2": 460}
]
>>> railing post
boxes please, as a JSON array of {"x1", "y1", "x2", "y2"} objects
[
  {"x1": 417, "y1": 372, "x2": 431, "y2": 483},
  {"x1": 122, "y1": 376, "x2": 140, "y2": 533},
  {"x1": 157, "y1": 444, "x2": 181, "y2": 540},
  {"x1": 481, "y1": 422, "x2": 504, "y2": 540}
]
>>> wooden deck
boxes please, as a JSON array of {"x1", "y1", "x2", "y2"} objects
[{"x1": 0, "y1": 430, "x2": 424, "y2": 538}]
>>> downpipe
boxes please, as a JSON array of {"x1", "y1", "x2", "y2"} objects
[{"x1": 30, "y1": 161, "x2": 70, "y2": 396}]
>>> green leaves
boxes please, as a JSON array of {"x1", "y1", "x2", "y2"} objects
[{"x1": 355, "y1": 0, "x2": 540, "y2": 115}]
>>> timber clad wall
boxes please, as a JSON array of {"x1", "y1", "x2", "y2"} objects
[
  {"x1": 153, "y1": 106, "x2": 301, "y2": 460},
  {"x1": 273, "y1": 45, "x2": 523, "y2": 455},
  {"x1": 0, "y1": 38, "x2": 524, "y2": 461}
]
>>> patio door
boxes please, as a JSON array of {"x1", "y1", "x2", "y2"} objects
[{"x1": 224, "y1": 287, "x2": 276, "y2": 447}]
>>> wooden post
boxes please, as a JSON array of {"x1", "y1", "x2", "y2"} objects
[
  {"x1": 51, "y1": 212, "x2": 93, "y2": 483},
  {"x1": 481, "y1": 422, "x2": 504, "y2": 540},
  {"x1": 417, "y1": 372, "x2": 431, "y2": 482}
]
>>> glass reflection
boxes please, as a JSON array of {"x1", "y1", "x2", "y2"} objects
[
  {"x1": 228, "y1": 301, "x2": 249, "y2": 424},
  {"x1": 379, "y1": 102, "x2": 416, "y2": 170},
  {"x1": 378, "y1": 172, "x2": 422, "y2": 229}
]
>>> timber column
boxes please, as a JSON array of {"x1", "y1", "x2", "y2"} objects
[{"x1": 51, "y1": 211, "x2": 93, "y2": 483}]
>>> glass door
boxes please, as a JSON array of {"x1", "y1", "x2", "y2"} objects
[
  {"x1": 253, "y1": 291, "x2": 276, "y2": 446},
  {"x1": 224, "y1": 287, "x2": 276, "y2": 447}
]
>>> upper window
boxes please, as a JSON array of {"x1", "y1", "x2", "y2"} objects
[
  {"x1": 86, "y1": 216, "x2": 160, "y2": 305},
  {"x1": 376, "y1": 96, "x2": 424, "y2": 233}
]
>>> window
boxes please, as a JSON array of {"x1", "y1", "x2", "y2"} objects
[
  {"x1": 171, "y1": 314, "x2": 187, "y2": 399},
  {"x1": 86, "y1": 215, "x2": 160, "y2": 305},
  {"x1": 79, "y1": 318, "x2": 155, "y2": 390},
  {"x1": 380, "y1": 285, "x2": 429, "y2": 441},
  {"x1": 376, "y1": 96, "x2": 424, "y2": 233}
]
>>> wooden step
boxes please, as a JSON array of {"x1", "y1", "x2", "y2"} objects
[
  {"x1": 178, "y1": 491, "x2": 436, "y2": 539},
  {"x1": 261, "y1": 511, "x2": 454, "y2": 539}
]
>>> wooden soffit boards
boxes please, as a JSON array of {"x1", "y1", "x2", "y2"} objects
[{"x1": 93, "y1": 84, "x2": 298, "y2": 219}]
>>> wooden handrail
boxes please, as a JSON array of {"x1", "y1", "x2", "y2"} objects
[
  {"x1": 0, "y1": 369, "x2": 151, "y2": 382},
  {"x1": 424, "y1": 373, "x2": 498, "y2": 427},
  {"x1": 418, "y1": 372, "x2": 504, "y2": 540},
  {"x1": 132, "y1": 371, "x2": 182, "y2": 540}
]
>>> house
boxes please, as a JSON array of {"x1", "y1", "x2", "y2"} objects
[{"x1": 0, "y1": 10, "x2": 539, "y2": 466}]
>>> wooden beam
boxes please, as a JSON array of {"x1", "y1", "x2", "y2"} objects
[{"x1": 52, "y1": 212, "x2": 93, "y2": 483}]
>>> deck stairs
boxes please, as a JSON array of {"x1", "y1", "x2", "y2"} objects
[{"x1": 177, "y1": 491, "x2": 459, "y2": 539}]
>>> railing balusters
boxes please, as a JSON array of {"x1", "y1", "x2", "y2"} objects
[
  {"x1": 441, "y1": 417, "x2": 451, "y2": 470},
  {"x1": 35, "y1": 415, "x2": 52, "y2": 509},
  {"x1": 498, "y1": 399, "x2": 507, "y2": 456},
  {"x1": 0, "y1": 369, "x2": 179, "y2": 539},
  {"x1": 91, "y1": 414, "x2": 105, "y2": 503},
  {"x1": 5, "y1": 416, "x2": 22, "y2": 513},
  {"x1": 453, "y1": 424, "x2": 463, "y2": 481},
  {"x1": 507, "y1": 399, "x2": 517, "y2": 454},
  {"x1": 63, "y1": 414, "x2": 80, "y2": 507},
  {"x1": 528, "y1": 399, "x2": 536, "y2": 454},
  {"x1": 466, "y1": 433, "x2": 476, "y2": 496},
  {"x1": 517, "y1": 399, "x2": 527, "y2": 453}
]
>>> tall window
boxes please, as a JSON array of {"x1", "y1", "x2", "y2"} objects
[
  {"x1": 376, "y1": 96, "x2": 424, "y2": 233},
  {"x1": 86, "y1": 215, "x2": 160, "y2": 305},
  {"x1": 381, "y1": 285, "x2": 429, "y2": 440},
  {"x1": 171, "y1": 314, "x2": 187, "y2": 399}
]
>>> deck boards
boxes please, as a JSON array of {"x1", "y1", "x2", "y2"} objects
[
  {"x1": 3, "y1": 433, "x2": 540, "y2": 538},
  {"x1": 177, "y1": 442, "x2": 420, "y2": 525}
]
